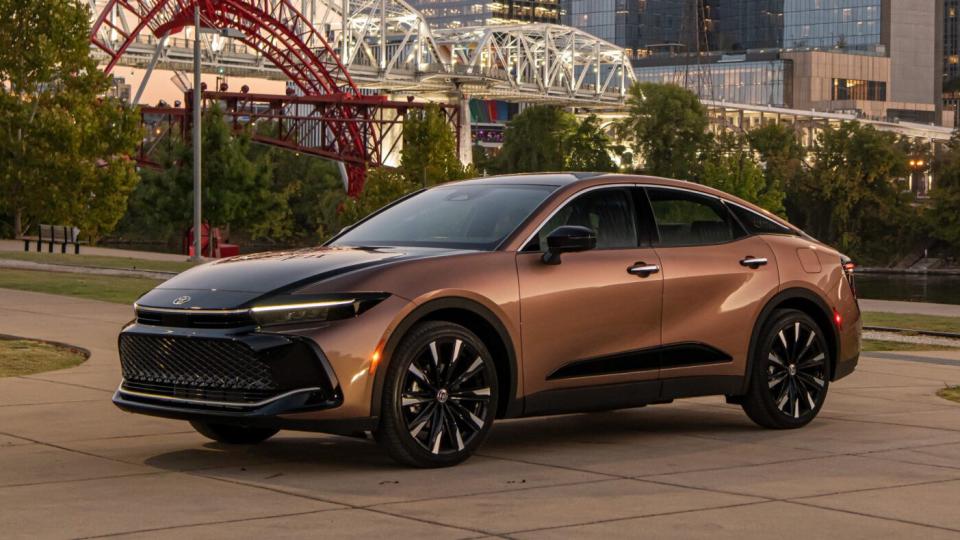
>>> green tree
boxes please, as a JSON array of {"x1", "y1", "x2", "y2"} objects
[
  {"x1": 0, "y1": 0, "x2": 141, "y2": 241},
  {"x1": 401, "y1": 103, "x2": 467, "y2": 186},
  {"x1": 498, "y1": 106, "x2": 578, "y2": 173},
  {"x1": 121, "y1": 106, "x2": 288, "y2": 242},
  {"x1": 805, "y1": 122, "x2": 918, "y2": 262},
  {"x1": 565, "y1": 114, "x2": 617, "y2": 172},
  {"x1": 928, "y1": 134, "x2": 960, "y2": 257},
  {"x1": 617, "y1": 83, "x2": 711, "y2": 180},
  {"x1": 702, "y1": 133, "x2": 786, "y2": 215},
  {"x1": 746, "y1": 123, "x2": 806, "y2": 218}
]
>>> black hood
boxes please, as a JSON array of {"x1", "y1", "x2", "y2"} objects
[{"x1": 136, "y1": 245, "x2": 457, "y2": 310}]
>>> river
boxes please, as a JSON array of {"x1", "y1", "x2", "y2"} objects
[{"x1": 857, "y1": 273, "x2": 960, "y2": 305}]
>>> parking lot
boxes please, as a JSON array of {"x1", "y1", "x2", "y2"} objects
[{"x1": 2, "y1": 287, "x2": 960, "y2": 539}]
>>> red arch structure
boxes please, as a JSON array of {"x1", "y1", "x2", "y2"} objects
[{"x1": 90, "y1": 0, "x2": 370, "y2": 194}]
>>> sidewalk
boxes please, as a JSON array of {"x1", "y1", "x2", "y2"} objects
[
  {"x1": 860, "y1": 298, "x2": 960, "y2": 317},
  {"x1": 0, "y1": 239, "x2": 188, "y2": 262},
  {"x1": 2, "y1": 287, "x2": 960, "y2": 538}
]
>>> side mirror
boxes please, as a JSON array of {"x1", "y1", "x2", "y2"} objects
[{"x1": 542, "y1": 225, "x2": 596, "y2": 265}]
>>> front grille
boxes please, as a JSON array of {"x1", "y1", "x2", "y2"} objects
[
  {"x1": 119, "y1": 334, "x2": 278, "y2": 400},
  {"x1": 135, "y1": 309, "x2": 255, "y2": 329}
]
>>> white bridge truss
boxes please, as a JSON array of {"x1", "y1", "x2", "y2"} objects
[{"x1": 89, "y1": 0, "x2": 636, "y2": 107}]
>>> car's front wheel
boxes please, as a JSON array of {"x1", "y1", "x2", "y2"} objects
[
  {"x1": 741, "y1": 309, "x2": 830, "y2": 429},
  {"x1": 190, "y1": 421, "x2": 279, "y2": 444},
  {"x1": 376, "y1": 321, "x2": 498, "y2": 467}
]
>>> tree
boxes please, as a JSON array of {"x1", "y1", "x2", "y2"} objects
[
  {"x1": 804, "y1": 122, "x2": 919, "y2": 262},
  {"x1": 401, "y1": 103, "x2": 467, "y2": 186},
  {"x1": 0, "y1": 0, "x2": 142, "y2": 241},
  {"x1": 702, "y1": 133, "x2": 786, "y2": 215},
  {"x1": 565, "y1": 114, "x2": 618, "y2": 172},
  {"x1": 928, "y1": 134, "x2": 960, "y2": 258},
  {"x1": 498, "y1": 106, "x2": 578, "y2": 173},
  {"x1": 121, "y1": 106, "x2": 289, "y2": 243},
  {"x1": 617, "y1": 83, "x2": 711, "y2": 180},
  {"x1": 746, "y1": 123, "x2": 809, "y2": 218}
]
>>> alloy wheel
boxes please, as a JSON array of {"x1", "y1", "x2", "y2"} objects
[
  {"x1": 766, "y1": 320, "x2": 827, "y2": 419},
  {"x1": 399, "y1": 337, "x2": 492, "y2": 455}
]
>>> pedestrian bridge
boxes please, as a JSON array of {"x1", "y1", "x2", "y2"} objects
[{"x1": 89, "y1": 0, "x2": 636, "y2": 107}]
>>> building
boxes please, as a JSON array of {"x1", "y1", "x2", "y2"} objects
[
  {"x1": 944, "y1": 0, "x2": 960, "y2": 125},
  {"x1": 409, "y1": 0, "x2": 560, "y2": 29},
  {"x1": 566, "y1": 0, "x2": 945, "y2": 125}
]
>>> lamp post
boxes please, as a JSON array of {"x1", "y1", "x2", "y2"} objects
[
  {"x1": 189, "y1": 9, "x2": 245, "y2": 261},
  {"x1": 191, "y1": 5, "x2": 202, "y2": 261}
]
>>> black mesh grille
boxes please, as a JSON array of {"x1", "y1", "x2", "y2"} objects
[{"x1": 119, "y1": 334, "x2": 278, "y2": 395}]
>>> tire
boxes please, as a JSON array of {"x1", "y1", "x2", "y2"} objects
[
  {"x1": 741, "y1": 309, "x2": 831, "y2": 429},
  {"x1": 376, "y1": 321, "x2": 499, "y2": 468},
  {"x1": 190, "y1": 421, "x2": 279, "y2": 445}
]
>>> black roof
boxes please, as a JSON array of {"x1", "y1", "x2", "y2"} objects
[{"x1": 452, "y1": 172, "x2": 611, "y2": 187}]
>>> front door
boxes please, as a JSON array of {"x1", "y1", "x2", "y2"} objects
[
  {"x1": 516, "y1": 186, "x2": 663, "y2": 407},
  {"x1": 644, "y1": 186, "x2": 780, "y2": 386}
]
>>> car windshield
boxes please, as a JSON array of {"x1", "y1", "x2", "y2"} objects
[{"x1": 331, "y1": 184, "x2": 556, "y2": 250}]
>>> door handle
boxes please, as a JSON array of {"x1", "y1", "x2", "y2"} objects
[
  {"x1": 740, "y1": 256, "x2": 768, "y2": 268},
  {"x1": 628, "y1": 263, "x2": 660, "y2": 277}
]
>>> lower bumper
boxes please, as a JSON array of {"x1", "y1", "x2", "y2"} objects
[
  {"x1": 113, "y1": 386, "x2": 377, "y2": 435},
  {"x1": 834, "y1": 353, "x2": 859, "y2": 380}
]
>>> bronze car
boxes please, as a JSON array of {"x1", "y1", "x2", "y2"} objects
[{"x1": 115, "y1": 173, "x2": 861, "y2": 467}]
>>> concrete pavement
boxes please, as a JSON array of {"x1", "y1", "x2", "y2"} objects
[{"x1": 2, "y1": 287, "x2": 960, "y2": 539}]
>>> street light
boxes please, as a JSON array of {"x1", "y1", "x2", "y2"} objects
[{"x1": 190, "y1": 6, "x2": 245, "y2": 261}]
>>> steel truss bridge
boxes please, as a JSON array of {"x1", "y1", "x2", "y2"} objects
[{"x1": 88, "y1": 0, "x2": 635, "y2": 192}]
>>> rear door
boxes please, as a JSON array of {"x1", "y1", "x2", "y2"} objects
[
  {"x1": 516, "y1": 186, "x2": 663, "y2": 400},
  {"x1": 644, "y1": 186, "x2": 780, "y2": 387}
]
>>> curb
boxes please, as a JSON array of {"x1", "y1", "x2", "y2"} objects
[{"x1": 863, "y1": 325, "x2": 960, "y2": 340}]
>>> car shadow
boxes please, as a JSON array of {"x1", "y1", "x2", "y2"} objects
[{"x1": 140, "y1": 404, "x2": 761, "y2": 472}]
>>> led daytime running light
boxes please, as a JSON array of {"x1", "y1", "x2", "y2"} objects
[{"x1": 250, "y1": 299, "x2": 356, "y2": 313}]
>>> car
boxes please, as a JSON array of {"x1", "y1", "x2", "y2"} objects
[{"x1": 115, "y1": 173, "x2": 861, "y2": 467}]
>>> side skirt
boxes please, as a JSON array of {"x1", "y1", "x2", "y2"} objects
[{"x1": 520, "y1": 375, "x2": 743, "y2": 417}]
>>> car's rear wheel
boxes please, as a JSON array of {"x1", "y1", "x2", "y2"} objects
[
  {"x1": 741, "y1": 309, "x2": 830, "y2": 429},
  {"x1": 376, "y1": 321, "x2": 498, "y2": 467},
  {"x1": 190, "y1": 421, "x2": 279, "y2": 444}
]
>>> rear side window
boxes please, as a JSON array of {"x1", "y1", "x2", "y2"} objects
[
  {"x1": 727, "y1": 204, "x2": 794, "y2": 236},
  {"x1": 646, "y1": 187, "x2": 745, "y2": 247}
]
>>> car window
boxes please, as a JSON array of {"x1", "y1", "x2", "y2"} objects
[
  {"x1": 332, "y1": 184, "x2": 555, "y2": 250},
  {"x1": 727, "y1": 203, "x2": 794, "y2": 236},
  {"x1": 527, "y1": 188, "x2": 638, "y2": 251},
  {"x1": 646, "y1": 187, "x2": 745, "y2": 247}
]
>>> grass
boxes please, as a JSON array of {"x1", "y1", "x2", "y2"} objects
[
  {"x1": 0, "y1": 251, "x2": 194, "y2": 273},
  {"x1": 0, "y1": 337, "x2": 87, "y2": 377},
  {"x1": 861, "y1": 339, "x2": 957, "y2": 352},
  {"x1": 862, "y1": 312, "x2": 960, "y2": 335},
  {"x1": 0, "y1": 269, "x2": 162, "y2": 304},
  {"x1": 937, "y1": 386, "x2": 960, "y2": 404}
]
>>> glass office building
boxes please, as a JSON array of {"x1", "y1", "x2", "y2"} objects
[
  {"x1": 705, "y1": 0, "x2": 784, "y2": 51},
  {"x1": 634, "y1": 58, "x2": 789, "y2": 106},
  {"x1": 782, "y1": 0, "x2": 883, "y2": 52}
]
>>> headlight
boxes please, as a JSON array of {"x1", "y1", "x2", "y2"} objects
[{"x1": 250, "y1": 294, "x2": 389, "y2": 327}]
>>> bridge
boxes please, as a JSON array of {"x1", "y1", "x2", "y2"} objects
[
  {"x1": 88, "y1": 0, "x2": 635, "y2": 192},
  {"x1": 88, "y1": 0, "x2": 635, "y2": 106}
]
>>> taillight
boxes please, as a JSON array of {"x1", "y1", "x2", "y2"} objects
[{"x1": 840, "y1": 255, "x2": 856, "y2": 298}]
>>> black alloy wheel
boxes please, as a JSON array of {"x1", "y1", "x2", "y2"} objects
[
  {"x1": 742, "y1": 309, "x2": 830, "y2": 429},
  {"x1": 377, "y1": 321, "x2": 498, "y2": 467}
]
